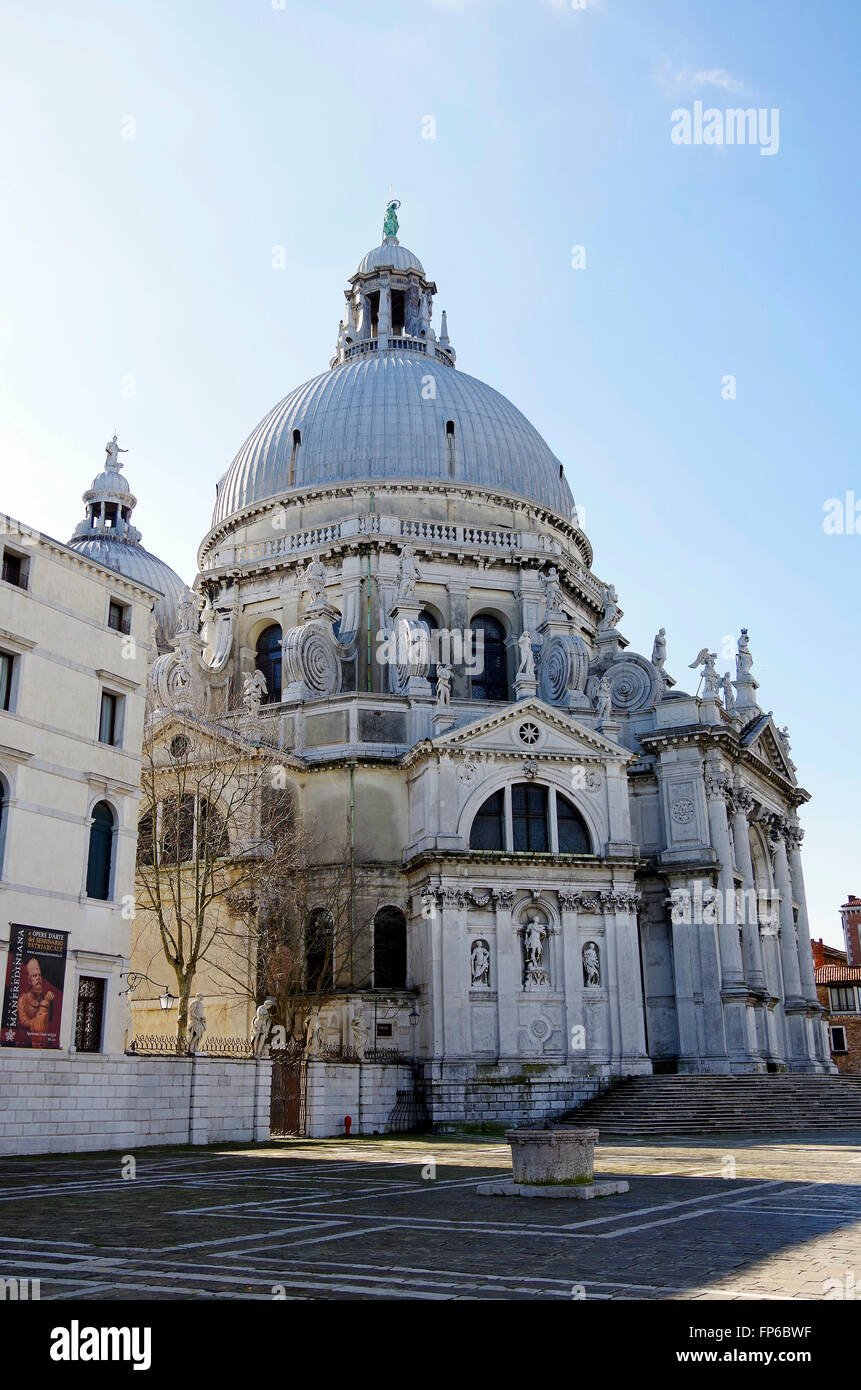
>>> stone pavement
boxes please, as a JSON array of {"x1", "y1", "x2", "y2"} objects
[{"x1": 0, "y1": 1130, "x2": 859, "y2": 1300}]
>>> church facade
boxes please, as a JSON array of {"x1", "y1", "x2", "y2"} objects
[{"x1": 138, "y1": 209, "x2": 832, "y2": 1126}]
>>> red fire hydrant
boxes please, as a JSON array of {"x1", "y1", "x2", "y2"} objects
[{"x1": 344, "y1": 1115, "x2": 352, "y2": 1136}]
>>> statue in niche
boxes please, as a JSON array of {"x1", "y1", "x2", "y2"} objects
[
  {"x1": 470, "y1": 939, "x2": 490, "y2": 988},
  {"x1": 517, "y1": 630, "x2": 535, "y2": 679},
  {"x1": 522, "y1": 911, "x2": 550, "y2": 991},
  {"x1": 595, "y1": 676, "x2": 612, "y2": 722},
  {"x1": 582, "y1": 942, "x2": 601, "y2": 988},
  {"x1": 396, "y1": 542, "x2": 420, "y2": 601},
  {"x1": 350, "y1": 1015, "x2": 367, "y2": 1058},
  {"x1": 651, "y1": 627, "x2": 667, "y2": 669},
  {"x1": 304, "y1": 555, "x2": 327, "y2": 605},
  {"x1": 304, "y1": 1010, "x2": 322, "y2": 1056},
  {"x1": 187, "y1": 995, "x2": 206, "y2": 1054},
  {"x1": 436, "y1": 662, "x2": 452, "y2": 706},
  {"x1": 242, "y1": 668, "x2": 267, "y2": 716}
]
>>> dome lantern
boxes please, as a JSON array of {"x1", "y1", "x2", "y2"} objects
[{"x1": 68, "y1": 436, "x2": 187, "y2": 651}]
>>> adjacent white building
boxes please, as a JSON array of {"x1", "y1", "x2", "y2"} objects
[{"x1": 0, "y1": 505, "x2": 156, "y2": 1054}]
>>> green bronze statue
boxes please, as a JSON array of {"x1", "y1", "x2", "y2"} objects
[{"x1": 383, "y1": 199, "x2": 400, "y2": 239}]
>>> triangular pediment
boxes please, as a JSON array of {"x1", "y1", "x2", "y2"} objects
[
  {"x1": 742, "y1": 712, "x2": 797, "y2": 784},
  {"x1": 146, "y1": 708, "x2": 301, "y2": 768},
  {"x1": 428, "y1": 698, "x2": 630, "y2": 763}
]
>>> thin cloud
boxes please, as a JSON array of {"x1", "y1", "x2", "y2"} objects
[{"x1": 655, "y1": 60, "x2": 745, "y2": 95}]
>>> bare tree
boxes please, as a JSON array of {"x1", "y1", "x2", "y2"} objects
[{"x1": 135, "y1": 695, "x2": 306, "y2": 1052}]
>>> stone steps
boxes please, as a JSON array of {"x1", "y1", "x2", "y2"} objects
[{"x1": 562, "y1": 1075, "x2": 861, "y2": 1136}]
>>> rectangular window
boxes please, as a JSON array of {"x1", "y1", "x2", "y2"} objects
[
  {"x1": 108, "y1": 599, "x2": 130, "y2": 634},
  {"x1": 1, "y1": 550, "x2": 27, "y2": 590},
  {"x1": 0, "y1": 650, "x2": 14, "y2": 712},
  {"x1": 830, "y1": 1025, "x2": 848, "y2": 1054},
  {"x1": 512, "y1": 784, "x2": 549, "y2": 853},
  {"x1": 830, "y1": 986, "x2": 858, "y2": 1013},
  {"x1": 74, "y1": 976, "x2": 106, "y2": 1053},
  {"x1": 99, "y1": 690, "x2": 119, "y2": 745}
]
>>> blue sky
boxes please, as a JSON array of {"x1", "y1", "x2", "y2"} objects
[{"x1": 1, "y1": 0, "x2": 858, "y2": 944}]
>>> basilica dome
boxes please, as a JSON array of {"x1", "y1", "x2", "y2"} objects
[
  {"x1": 211, "y1": 224, "x2": 575, "y2": 528},
  {"x1": 68, "y1": 438, "x2": 187, "y2": 651}
]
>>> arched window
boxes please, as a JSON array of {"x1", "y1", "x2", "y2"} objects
[
  {"x1": 468, "y1": 784, "x2": 594, "y2": 855},
  {"x1": 470, "y1": 615, "x2": 508, "y2": 702},
  {"x1": 374, "y1": 906, "x2": 407, "y2": 988},
  {"x1": 137, "y1": 808, "x2": 156, "y2": 866},
  {"x1": 557, "y1": 794, "x2": 591, "y2": 853},
  {"x1": 86, "y1": 801, "x2": 115, "y2": 900},
  {"x1": 161, "y1": 795, "x2": 195, "y2": 862},
  {"x1": 0, "y1": 773, "x2": 8, "y2": 876},
  {"x1": 306, "y1": 909, "x2": 334, "y2": 991},
  {"x1": 255, "y1": 625, "x2": 282, "y2": 704},
  {"x1": 197, "y1": 798, "x2": 228, "y2": 860},
  {"x1": 512, "y1": 783, "x2": 549, "y2": 853},
  {"x1": 446, "y1": 419, "x2": 456, "y2": 477},
  {"x1": 469, "y1": 789, "x2": 505, "y2": 850}
]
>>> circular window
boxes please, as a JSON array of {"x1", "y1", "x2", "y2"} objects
[
  {"x1": 169, "y1": 735, "x2": 190, "y2": 761},
  {"x1": 518, "y1": 721, "x2": 540, "y2": 746}
]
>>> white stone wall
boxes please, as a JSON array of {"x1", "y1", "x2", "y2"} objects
[
  {"x1": 304, "y1": 1059, "x2": 415, "y2": 1137},
  {"x1": 422, "y1": 1062, "x2": 602, "y2": 1129},
  {"x1": 0, "y1": 1054, "x2": 272, "y2": 1156}
]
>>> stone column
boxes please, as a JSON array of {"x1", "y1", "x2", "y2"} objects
[
  {"x1": 731, "y1": 786, "x2": 766, "y2": 991},
  {"x1": 704, "y1": 768, "x2": 746, "y2": 997},
  {"x1": 446, "y1": 578, "x2": 470, "y2": 701},
  {"x1": 608, "y1": 890, "x2": 650, "y2": 1072},
  {"x1": 769, "y1": 816, "x2": 810, "y2": 1068},
  {"x1": 492, "y1": 889, "x2": 519, "y2": 1059},
  {"x1": 440, "y1": 889, "x2": 467, "y2": 1058},
  {"x1": 558, "y1": 890, "x2": 586, "y2": 1067},
  {"x1": 785, "y1": 824, "x2": 819, "y2": 1007}
]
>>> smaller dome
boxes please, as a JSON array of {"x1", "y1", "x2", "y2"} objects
[
  {"x1": 356, "y1": 239, "x2": 425, "y2": 277},
  {"x1": 86, "y1": 468, "x2": 131, "y2": 496}
]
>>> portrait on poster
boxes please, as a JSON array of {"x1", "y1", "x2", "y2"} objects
[{"x1": 1, "y1": 924, "x2": 68, "y2": 1049}]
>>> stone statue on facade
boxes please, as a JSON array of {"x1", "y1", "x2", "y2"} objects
[
  {"x1": 304, "y1": 555, "x2": 327, "y2": 605},
  {"x1": 777, "y1": 725, "x2": 797, "y2": 772},
  {"x1": 350, "y1": 1015, "x2": 367, "y2": 1058},
  {"x1": 543, "y1": 567, "x2": 563, "y2": 618},
  {"x1": 522, "y1": 912, "x2": 550, "y2": 990},
  {"x1": 251, "y1": 998, "x2": 278, "y2": 1058},
  {"x1": 435, "y1": 662, "x2": 452, "y2": 706},
  {"x1": 651, "y1": 627, "x2": 667, "y2": 669},
  {"x1": 598, "y1": 583, "x2": 621, "y2": 632},
  {"x1": 721, "y1": 671, "x2": 736, "y2": 714},
  {"x1": 583, "y1": 942, "x2": 601, "y2": 988},
  {"x1": 242, "y1": 668, "x2": 267, "y2": 716},
  {"x1": 396, "y1": 542, "x2": 420, "y2": 601},
  {"x1": 383, "y1": 199, "x2": 400, "y2": 239},
  {"x1": 187, "y1": 995, "x2": 206, "y2": 1054},
  {"x1": 177, "y1": 586, "x2": 199, "y2": 635},
  {"x1": 737, "y1": 628, "x2": 753, "y2": 676},
  {"x1": 595, "y1": 675, "x2": 613, "y2": 722},
  {"x1": 470, "y1": 939, "x2": 490, "y2": 988},
  {"x1": 105, "y1": 434, "x2": 128, "y2": 470},
  {"x1": 517, "y1": 630, "x2": 536, "y2": 680},
  {"x1": 304, "y1": 1010, "x2": 322, "y2": 1056},
  {"x1": 689, "y1": 648, "x2": 720, "y2": 696}
]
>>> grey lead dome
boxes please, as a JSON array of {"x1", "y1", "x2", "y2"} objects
[{"x1": 211, "y1": 236, "x2": 575, "y2": 527}]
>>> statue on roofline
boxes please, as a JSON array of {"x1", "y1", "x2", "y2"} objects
[{"x1": 383, "y1": 199, "x2": 400, "y2": 240}]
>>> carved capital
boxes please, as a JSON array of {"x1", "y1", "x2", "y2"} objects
[
  {"x1": 492, "y1": 888, "x2": 516, "y2": 910},
  {"x1": 704, "y1": 769, "x2": 730, "y2": 802},
  {"x1": 733, "y1": 785, "x2": 755, "y2": 818}
]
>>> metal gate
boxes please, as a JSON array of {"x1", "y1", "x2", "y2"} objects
[{"x1": 270, "y1": 1050, "x2": 306, "y2": 1135}]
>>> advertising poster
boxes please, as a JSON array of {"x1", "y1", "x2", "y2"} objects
[{"x1": 1, "y1": 924, "x2": 69, "y2": 1049}]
